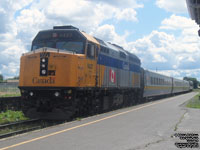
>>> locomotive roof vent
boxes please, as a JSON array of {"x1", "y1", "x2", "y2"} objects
[
  {"x1": 53, "y1": 25, "x2": 79, "y2": 30},
  {"x1": 111, "y1": 43, "x2": 124, "y2": 50}
]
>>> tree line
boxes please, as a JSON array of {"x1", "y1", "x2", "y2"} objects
[
  {"x1": 0, "y1": 74, "x2": 3, "y2": 82},
  {"x1": 183, "y1": 77, "x2": 200, "y2": 89},
  {"x1": 0, "y1": 74, "x2": 19, "y2": 82}
]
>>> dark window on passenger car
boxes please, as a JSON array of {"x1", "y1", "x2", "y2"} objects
[{"x1": 151, "y1": 77, "x2": 153, "y2": 84}]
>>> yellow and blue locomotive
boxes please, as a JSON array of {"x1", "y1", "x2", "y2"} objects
[
  {"x1": 19, "y1": 25, "x2": 191, "y2": 119},
  {"x1": 19, "y1": 26, "x2": 142, "y2": 119}
]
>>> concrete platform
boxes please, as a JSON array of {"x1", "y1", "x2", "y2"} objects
[{"x1": 0, "y1": 92, "x2": 199, "y2": 150}]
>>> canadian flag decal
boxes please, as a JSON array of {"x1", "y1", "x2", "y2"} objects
[{"x1": 109, "y1": 69, "x2": 116, "y2": 83}]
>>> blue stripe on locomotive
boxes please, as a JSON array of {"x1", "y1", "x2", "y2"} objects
[{"x1": 97, "y1": 54, "x2": 141, "y2": 73}]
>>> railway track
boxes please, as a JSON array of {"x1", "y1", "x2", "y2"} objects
[
  {"x1": 0, "y1": 119, "x2": 63, "y2": 139},
  {"x1": 0, "y1": 119, "x2": 41, "y2": 139},
  {"x1": 0, "y1": 96, "x2": 21, "y2": 111}
]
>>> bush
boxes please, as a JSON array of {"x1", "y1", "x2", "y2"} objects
[
  {"x1": 0, "y1": 74, "x2": 3, "y2": 82},
  {"x1": 0, "y1": 110, "x2": 28, "y2": 124}
]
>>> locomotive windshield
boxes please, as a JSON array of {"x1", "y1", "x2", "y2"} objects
[
  {"x1": 32, "y1": 41, "x2": 84, "y2": 54},
  {"x1": 31, "y1": 30, "x2": 86, "y2": 54}
]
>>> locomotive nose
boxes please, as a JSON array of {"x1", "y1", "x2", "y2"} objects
[{"x1": 19, "y1": 49, "x2": 78, "y2": 88}]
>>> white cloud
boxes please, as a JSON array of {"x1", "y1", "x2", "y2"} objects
[
  {"x1": 0, "y1": 0, "x2": 199, "y2": 81},
  {"x1": 0, "y1": 0, "x2": 34, "y2": 78},
  {"x1": 115, "y1": 8, "x2": 138, "y2": 22},
  {"x1": 0, "y1": 0, "x2": 33, "y2": 11},
  {"x1": 90, "y1": 0, "x2": 143, "y2": 8},
  {"x1": 128, "y1": 15, "x2": 200, "y2": 75},
  {"x1": 157, "y1": 69, "x2": 200, "y2": 81},
  {"x1": 1, "y1": 63, "x2": 20, "y2": 78},
  {"x1": 160, "y1": 15, "x2": 198, "y2": 31},
  {"x1": 0, "y1": 40, "x2": 26, "y2": 78},
  {"x1": 14, "y1": 0, "x2": 140, "y2": 43},
  {"x1": 0, "y1": 0, "x2": 33, "y2": 33},
  {"x1": 45, "y1": 0, "x2": 98, "y2": 27},
  {"x1": 128, "y1": 31, "x2": 175, "y2": 70},
  {"x1": 188, "y1": 57, "x2": 195, "y2": 62},
  {"x1": 153, "y1": 54, "x2": 167, "y2": 63},
  {"x1": 156, "y1": 0, "x2": 187, "y2": 13},
  {"x1": 0, "y1": 0, "x2": 142, "y2": 78},
  {"x1": 15, "y1": 8, "x2": 46, "y2": 46},
  {"x1": 92, "y1": 24, "x2": 128, "y2": 46},
  {"x1": 42, "y1": 0, "x2": 139, "y2": 32}
]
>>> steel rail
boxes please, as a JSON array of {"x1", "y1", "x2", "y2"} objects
[{"x1": 0, "y1": 119, "x2": 41, "y2": 139}]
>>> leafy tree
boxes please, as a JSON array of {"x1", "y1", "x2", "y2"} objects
[
  {"x1": 6, "y1": 76, "x2": 19, "y2": 80},
  {"x1": 0, "y1": 74, "x2": 3, "y2": 82},
  {"x1": 13, "y1": 76, "x2": 19, "y2": 80},
  {"x1": 183, "y1": 77, "x2": 199, "y2": 89}
]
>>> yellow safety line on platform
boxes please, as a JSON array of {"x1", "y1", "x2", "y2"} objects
[{"x1": 0, "y1": 97, "x2": 178, "y2": 150}]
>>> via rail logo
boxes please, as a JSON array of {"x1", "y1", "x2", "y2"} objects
[{"x1": 109, "y1": 69, "x2": 116, "y2": 83}]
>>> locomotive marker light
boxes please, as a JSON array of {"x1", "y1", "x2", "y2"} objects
[
  {"x1": 41, "y1": 64, "x2": 45, "y2": 68},
  {"x1": 41, "y1": 70, "x2": 46, "y2": 75},
  {"x1": 42, "y1": 58, "x2": 46, "y2": 63},
  {"x1": 40, "y1": 57, "x2": 48, "y2": 76}
]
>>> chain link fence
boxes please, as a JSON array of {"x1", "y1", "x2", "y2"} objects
[{"x1": 0, "y1": 82, "x2": 20, "y2": 97}]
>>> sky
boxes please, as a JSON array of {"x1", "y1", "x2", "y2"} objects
[{"x1": 0, "y1": 0, "x2": 200, "y2": 80}]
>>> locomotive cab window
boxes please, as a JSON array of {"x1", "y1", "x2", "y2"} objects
[
  {"x1": 31, "y1": 30, "x2": 85, "y2": 54},
  {"x1": 87, "y1": 44, "x2": 95, "y2": 59},
  {"x1": 32, "y1": 41, "x2": 55, "y2": 51},
  {"x1": 56, "y1": 41, "x2": 84, "y2": 54}
]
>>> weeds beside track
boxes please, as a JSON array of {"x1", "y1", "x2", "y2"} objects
[{"x1": 0, "y1": 97, "x2": 21, "y2": 112}]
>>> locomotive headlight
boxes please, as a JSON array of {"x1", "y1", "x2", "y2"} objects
[
  {"x1": 41, "y1": 70, "x2": 46, "y2": 75},
  {"x1": 54, "y1": 92, "x2": 60, "y2": 97},
  {"x1": 42, "y1": 58, "x2": 46, "y2": 63},
  {"x1": 29, "y1": 92, "x2": 34, "y2": 96},
  {"x1": 41, "y1": 64, "x2": 46, "y2": 68}
]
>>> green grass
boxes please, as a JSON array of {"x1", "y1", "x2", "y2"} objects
[
  {"x1": 193, "y1": 88, "x2": 200, "y2": 92},
  {"x1": 186, "y1": 89, "x2": 200, "y2": 109},
  {"x1": 0, "y1": 87, "x2": 21, "y2": 97},
  {"x1": 0, "y1": 93, "x2": 21, "y2": 97},
  {"x1": 0, "y1": 110, "x2": 28, "y2": 125},
  {"x1": 76, "y1": 117, "x2": 82, "y2": 121}
]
